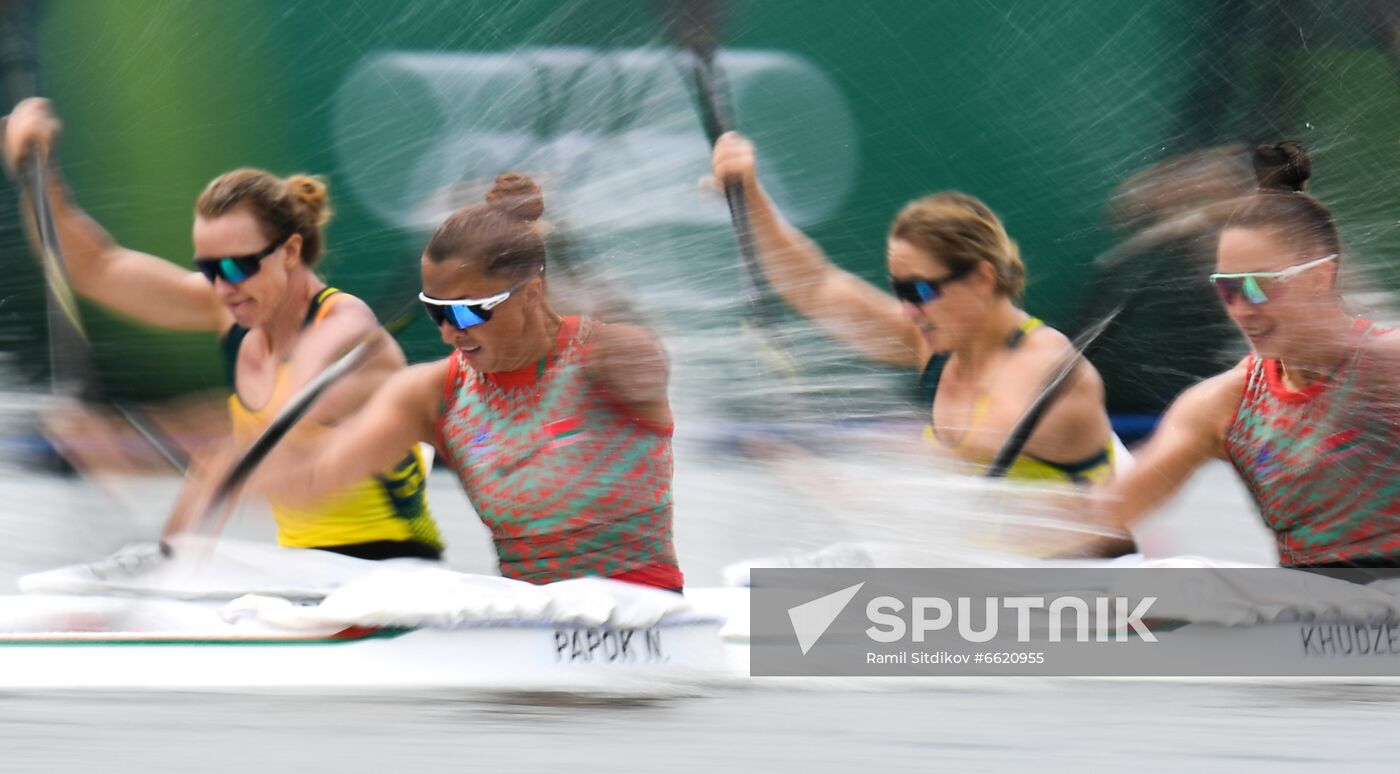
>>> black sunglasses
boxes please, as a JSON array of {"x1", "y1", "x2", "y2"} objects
[
  {"x1": 888, "y1": 263, "x2": 975, "y2": 305},
  {"x1": 194, "y1": 237, "x2": 288, "y2": 285}
]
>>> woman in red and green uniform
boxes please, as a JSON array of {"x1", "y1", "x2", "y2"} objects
[
  {"x1": 258, "y1": 173, "x2": 682, "y2": 590},
  {"x1": 1094, "y1": 142, "x2": 1400, "y2": 567}
]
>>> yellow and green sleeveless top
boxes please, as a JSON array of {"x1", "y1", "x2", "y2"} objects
[
  {"x1": 919, "y1": 316, "x2": 1115, "y2": 485},
  {"x1": 435, "y1": 316, "x2": 681, "y2": 587},
  {"x1": 223, "y1": 287, "x2": 444, "y2": 557},
  {"x1": 1224, "y1": 319, "x2": 1400, "y2": 567}
]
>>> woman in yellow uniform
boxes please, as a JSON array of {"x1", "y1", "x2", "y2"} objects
[
  {"x1": 4, "y1": 98, "x2": 443, "y2": 560},
  {"x1": 710, "y1": 132, "x2": 1117, "y2": 486}
]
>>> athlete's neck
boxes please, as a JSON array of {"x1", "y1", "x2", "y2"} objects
[
  {"x1": 260, "y1": 270, "x2": 324, "y2": 358},
  {"x1": 494, "y1": 307, "x2": 564, "y2": 373},
  {"x1": 1277, "y1": 309, "x2": 1357, "y2": 389},
  {"x1": 951, "y1": 298, "x2": 1025, "y2": 377}
]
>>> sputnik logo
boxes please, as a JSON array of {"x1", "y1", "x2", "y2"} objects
[{"x1": 787, "y1": 582, "x2": 864, "y2": 655}]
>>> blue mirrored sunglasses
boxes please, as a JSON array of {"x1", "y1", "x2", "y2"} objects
[
  {"x1": 888, "y1": 264, "x2": 974, "y2": 305},
  {"x1": 419, "y1": 270, "x2": 541, "y2": 330}
]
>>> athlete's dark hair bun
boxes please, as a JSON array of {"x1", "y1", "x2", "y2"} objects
[
  {"x1": 485, "y1": 172, "x2": 545, "y2": 222},
  {"x1": 1253, "y1": 141, "x2": 1311, "y2": 193}
]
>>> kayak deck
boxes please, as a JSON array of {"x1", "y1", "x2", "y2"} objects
[{"x1": 0, "y1": 539, "x2": 740, "y2": 692}]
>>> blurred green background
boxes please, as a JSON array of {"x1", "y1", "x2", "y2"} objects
[{"x1": 2, "y1": 0, "x2": 1397, "y2": 413}]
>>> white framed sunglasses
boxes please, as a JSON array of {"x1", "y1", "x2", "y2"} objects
[
  {"x1": 419, "y1": 269, "x2": 541, "y2": 329},
  {"x1": 1209, "y1": 253, "x2": 1337, "y2": 305}
]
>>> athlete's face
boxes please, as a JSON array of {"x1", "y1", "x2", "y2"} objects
[
  {"x1": 1215, "y1": 226, "x2": 1338, "y2": 360},
  {"x1": 192, "y1": 208, "x2": 300, "y2": 329},
  {"x1": 887, "y1": 238, "x2": 998, "y2": 352},
  {"x1": 420, "y1": 256, "x2": 545, "y2": 373}
]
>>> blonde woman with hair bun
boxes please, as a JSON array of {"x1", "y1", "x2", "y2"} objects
[
  {"x1": 710, "y1": 131, "x2": 1121, "y2": 494},
  {"x1": 3, "y1": 97, "x2": 444, "y2": 561}
]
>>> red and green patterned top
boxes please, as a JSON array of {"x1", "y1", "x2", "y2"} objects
[
  {"x1": 1224, "y1": 319, "x2": 1400, "y2": 566},
  {"x1": 436, "y1": 316, "x2": 682, "y2": 587}
]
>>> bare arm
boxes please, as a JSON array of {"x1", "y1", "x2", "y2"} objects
[
  {"x1": 586, "y1": 321, "x2": 672, "y2": 428},
  {"x1": 4, "y1": 99, "x2": 225, "y2": 332},
  {"x1": 711, "y1": 132, "x2": 921, "y2": 367},
  {"x1": 161, "y1": 345, "x2": 434, "y2": 537},
  {"x1": 253, "y1": 359, "x2": 449, "y2": 506},
  {"x1": 162, "y1": 437, "x2": 239, "y2": 539},
  {"x1": 275, "y1": 294, "x2": 407, "y2": 428},
  {"x1": 1098, "y1": 366, "x2": 1245, "y2": 530}
]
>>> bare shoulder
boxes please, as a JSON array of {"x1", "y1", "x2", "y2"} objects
[
  {"x1": 1155, "y1": 360, "x2": 1249, "y2": 455},
  {"x1": 400, "y1": 358, "x2": 454, "y2": 402},
  {"x1": 375, "y1": 357, "x2": 454, "y2": 432},
  {"x1": 1017, "y1": 321, "x2": 1106, "y2": 392},
  {"x1": 315, "y1": 291, "x2": 379, "y2": 333},
  {"x1": 304, "y1": 291, "x2": 407, "y2": 369},
  {"x1": 292, "y1": 291, "x2": 378, "y2": 351},
  {"x1": 591, "y1": 321, "x2": 666, "y2": 353},
  {"x1": 1017, "y1": 322, "x2": 1076, "y2": 364},
  {"x1": 1012, "y1": 321, "x2": 1111, "y2": 460},
  {"x1": 586, "y1": 321, "x2": 672, "y2": 425},
  {"x1": 589, "y1": 321, "x2": 669, "y2": 370},
  {"x1": 1171, "y1": 361, "x2": 1248, "y2": 421}
]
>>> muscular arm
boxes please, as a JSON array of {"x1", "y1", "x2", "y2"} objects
[
  {"x1": 44, "y1": 180, "x2": 226, "y2": 331},
  {"x1": 713, "y1": 132, "x2": 921, "y2": 367},
  {"x1": 161, "y1": 342, "x2": 433, "y2": 537},
  {"x1": 277, "y1": 294, "x2": 407, "y2": 428},
  {"x1": 254, "y1": 359, "x2": 449, "y2": 506},
  {"x1": 5, "y1": 99, "x2": 225, "y2": 332},
  {"x1": 1098, "y1": 367, "x2": 1245, "y2": 530}
]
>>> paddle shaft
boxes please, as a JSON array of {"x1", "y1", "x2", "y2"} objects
[
  {"x1": 195, "y1": 297, "x2": 419, "y2": 532},
  {"x1": 682, "y1": 29, "x2": 780, "y2": 331},
  {"x1": 984, "y1": 305, "x2": 1125, "y2": 478},
  {"x1": 1, "y1": 1, "x2": 189, "y2": 471},
  {"x1": 0, "y1": 0, "x2": 87, "y2": 394}
]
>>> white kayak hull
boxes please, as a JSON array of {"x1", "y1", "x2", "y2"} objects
[
  {"x1": 10, "y1": 539, "x2": 1400, "y2": 689},
  {"x1": 4, "y1": 582, "x2": 1399, "y2": 688},
  {"x1": 0, "y1": 613, "x2": 728, "y2": 692},
  {"x1": 0, "y1": 538, "x2": 739, "y2": 692}
]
